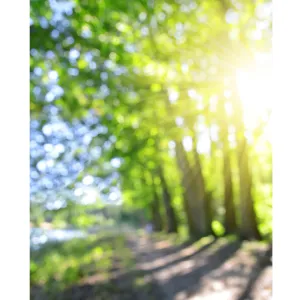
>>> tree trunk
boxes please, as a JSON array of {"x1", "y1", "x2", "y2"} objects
[
  {"x1": 236, "y1": 136, "x2": 261, "y2": 240},
  {"x1": 232, "y1": 89, "x2": 261, "y2": 240},
  {"x1": 191, "y1": 132, "x2": 214, "y2": 236},
  {"x1": 175, "y1": 141, "x2": 209, "y2": 238},
  {"x1": 223, "y1": 150, "x2": 237, "y2": 234},
  {"x1": 157, "y1": 166, "x2": 178, "y2": 233},
  {"x1": 150, "y1": 184, "x2": 164, "y2": 232},
  {"x1": 218, "y1": 100, "x2": 238, "y2": 235},
  {"x1": 204, "y1": 190, "x2": 215, "y2": 236},
  {"x1": 161, "y1": 89, "x2": 210, "y2": 238}
]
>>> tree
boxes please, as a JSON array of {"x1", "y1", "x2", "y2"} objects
[{"x1": 30, "y1": 0, "x2": 272, "y2": 242}]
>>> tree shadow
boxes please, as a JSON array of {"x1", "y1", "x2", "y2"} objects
[
  {"x1": 235, "y1": 267, "x2": 270, "y2": 300},
  {"x1": 185, "y1": 244, "x2": 272, "y2": 300},
  {"x1": 145, "y1": 238, "x2": 218, "y2": 274},
  {"x1": 137, "y1": 239, "x2": 195, "y2": 261},
  {"x1": 111, "y1": 237, "x2": 218, "y2": 285},
  {"x1": 236, "y1": 246, "x2": 272, "y2": 300},
  {"x1": 159, "y1": 240, "x2": 242, "y2": 298},
  {"x1": 108, "y1": 239, "x2": 242, "y2": 299}
]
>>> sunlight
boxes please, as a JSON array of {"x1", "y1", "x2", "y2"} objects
[{"x1": 235, "y1": 53, "x2": 272, "y2": 132}]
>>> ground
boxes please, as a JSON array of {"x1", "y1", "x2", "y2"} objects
[
  {"x1": 31, "y1": 231, "x2": 272, "y2": 300},
  {"x1": 128, "y1": 234, "x2": 272, "y2": 300}
]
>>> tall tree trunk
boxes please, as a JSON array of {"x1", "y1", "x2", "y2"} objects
[
  {"x1": 173, "y1": 90, "x2": 212, "y2": 238},
  {"x1": 175, "y1": 141, "x2": 209, "y2": 238},
  {"x1": 157, "y1": 166, "x2": 178, "y2": 233},
  {"x1": 218, "y1": 100, "x2": 238, "y2": 234},
  {"x1": 236, "y1": 136, "x2": 261, "y2": 240},
  {"x1": 204, "y1": 190, "x2": 215, "y2": 236},
  {"x1": 223, "y1": 149, "x2": 237, "y2": 234},
  {"x1": 232, "y1": 89, "x2": 261, "y2": 240},
  {"x1": 191, "y1": 131, "x2": 214, "y2": 236},
  {"x1": 150, "y1": 180, "x2": 164, "y2": 232},
  {"x1": 209, "y1": 127, "x2": 217, "y2": 175}
]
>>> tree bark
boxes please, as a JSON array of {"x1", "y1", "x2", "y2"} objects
[
  {"x1": 223, "y1": 149, "x2": 237, "y2": 234},
  {"x1": 232, "y1": 89, "x2": 261, "y2": 240},
  {"x1": 157, "y1": 166, "x2": 178, "y2": 233},
  {"x1": 191, "y1": 131, "x2": 214, "y2": 236},
  {"x1": 236, "y1": 136, "x2": 261, "y2": 240},
  {"x1": 150, "y1": 182, "x2": 164, "y2": 232},
  {"x1": 218, "y1": 100, "x2": 238, "y2": 234},
  {"x1": 175, "y1": 141, "x2": 209, "y2": 238}
]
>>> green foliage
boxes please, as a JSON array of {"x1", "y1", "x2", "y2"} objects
[
  {"x1": 30, "y1": 233, "x2": 134, "y2": 290},
  {"x1": 212, "y1": 220, "x2": 226, "y2": 237}
]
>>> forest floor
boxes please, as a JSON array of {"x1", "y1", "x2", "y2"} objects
[
  {"x1": 31, "y1": 231, "x2": 272, "y2": 300},
  {"x1": 123, "y1": 233, "x2": 272, "y2": 300}
]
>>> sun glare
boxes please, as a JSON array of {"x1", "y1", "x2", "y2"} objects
[{"x1": 235, "y1": 53, "x2": 272, "y2": 133}]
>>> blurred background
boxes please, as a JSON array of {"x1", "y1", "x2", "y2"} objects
[{"x1": 30, "y1": 0, "x2": 272, "y2": 299}]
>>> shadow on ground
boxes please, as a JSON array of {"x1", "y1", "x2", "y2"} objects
[{"x1": 31, "y1": 235, "x2": 272, "y2": 300}]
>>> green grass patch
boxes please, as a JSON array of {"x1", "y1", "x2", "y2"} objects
[{"x1": 30, "y1": 232, "x2": 135, "y2": 295}]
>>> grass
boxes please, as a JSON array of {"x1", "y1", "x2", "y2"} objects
[{"x1": 30, "y1": 232, "x2": 135, "y2": 295}]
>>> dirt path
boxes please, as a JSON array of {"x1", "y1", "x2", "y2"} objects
[
  {"x1": 31, "y1": 231, "x2": 272, "y2": 300},
  {"x1": 124, "y1": 233, "x2": 272, "y2": 300}
]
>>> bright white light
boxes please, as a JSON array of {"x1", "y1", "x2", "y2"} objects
[
  {"x1": 111, "y1": 158, "x2": 121, "y2": 168},
  {"x1": 183, "y1": 136, "x2": 193, "y2": 152},
  {"x1": 48, "y1": 70, "x2": 58, "y2": 81},
  {"x1": 235, "y1": 54, "x2": 272, "y2": 133},
  {"x1": 74, "y1": 188, "x2": 83, "y2": 197},
  {"x1": 108, "y1": 191, "x2": 122, "y2": 205},
  {"x1": 168, "y1": 90, "x2": 179, "y2": 103},
  {"x1": 225, "y1": 9, "x2": 240, "y2": 25},
  {"x1": 197, "y1": 133, "x2": 211, "y2": 154},
  {"x1": 42, "y1": 124, "x2": 53, "y2": 136},
  {"x1": 82, "y1": 175, "x2": 94, "y2": 185},
  {"x1": 81, "y1": 188, "x2": 98, "y2": 204},
  {"x1": 176, "y1": 117, "x2": 184, "y2": 127},
  {"x1": 46, "y1": 159, "x2": 54, "y2": 168},
  {"x1": 37, "y1": 160, "x2": 46, "y2": 172}
]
